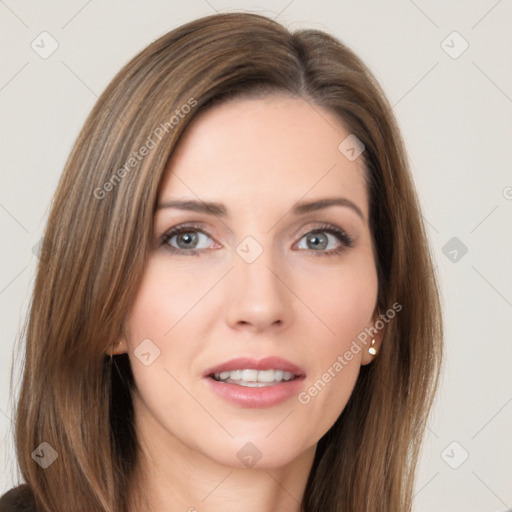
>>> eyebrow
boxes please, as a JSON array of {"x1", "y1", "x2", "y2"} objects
[{"x1": 156, "y1": 196, "x2": 365, "y2": 221}]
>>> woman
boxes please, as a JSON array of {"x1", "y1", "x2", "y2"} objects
[{"x1": 1, "y1": 11, "x2": 443, "y2": 512}]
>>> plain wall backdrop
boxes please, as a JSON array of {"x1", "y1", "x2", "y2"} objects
[{"x1": 1, "y1": 1, "x2": 511, "y2": 511}]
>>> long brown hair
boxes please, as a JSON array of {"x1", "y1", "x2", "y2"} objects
[{"x1": 8, "y1": 12, "x2": 442, "y2": 512}]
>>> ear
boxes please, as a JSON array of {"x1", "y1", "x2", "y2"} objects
[
  {"x1": 106, "y1": 323, "x2": 130, "y2": 356},
  {"x1": 360, "y1": 310, "x2": 386, "y2": 366},
  {"x1": 105, "y1": 338, "x2": 128, "y2": 356}
]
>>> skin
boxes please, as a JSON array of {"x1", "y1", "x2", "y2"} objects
[{"x1": 113, "y1": 94, "x2": 384, "y2": 512}]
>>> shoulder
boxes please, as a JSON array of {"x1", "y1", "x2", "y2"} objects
[{"x1": 0, "y1": 484, "x2": 37, "y2": 512}]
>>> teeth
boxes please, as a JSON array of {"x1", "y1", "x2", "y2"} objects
[
  {"x1": 230, "y1": 369, "x2": 242, "y2": 380},
  {"x1": 213, "y1": 368, "x2": 297, "y2": 385},
  {"x1": 257, "y1": 370, "x2": 275, "y2": 383},
  {"x1": 241, "y1": 369, "x2": 258, "y2": 382}
]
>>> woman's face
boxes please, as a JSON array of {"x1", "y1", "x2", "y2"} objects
[{"x1": 120, "y1": 94, "x2": 382, "y2": 469}]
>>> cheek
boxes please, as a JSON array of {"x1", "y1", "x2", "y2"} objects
[
  {"x1": 295, "y1": 321, "x2": 367, "y2": 441},
  {"x1": 122, "y1": 255, "x2": 218, "y2": 389},
  {"x1": 124, "y1": 257, "x2": 202, "y2": 346},
  {"x1": 300, "y1": 251, "x2": 378, "y2": 346},
  {"x1": 294, "y1": 256, "x2": 378, "y2": 432},
  {"x1": 122, "y1": 261, "x2": 209, "y2": 439}
]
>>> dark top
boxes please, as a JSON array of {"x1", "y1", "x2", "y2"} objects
[{"x1": 0, "y1": 485, "x2": 36, "y2": 512}]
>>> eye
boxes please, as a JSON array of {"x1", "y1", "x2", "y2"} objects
[
  {"x1": 295, "y1": 223, "x2": 354, "y2": 257},
  {"x1": 160, "y1": 223, "x2": 216, "y2": 256}
]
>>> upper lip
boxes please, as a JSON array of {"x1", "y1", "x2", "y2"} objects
[{"x1": 203, "y1": 356, "x2": 306, "y2": 378}]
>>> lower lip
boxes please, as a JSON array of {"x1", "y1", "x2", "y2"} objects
[{"x1": 204, "y1": 376, "x2": 305, "y2": 408}]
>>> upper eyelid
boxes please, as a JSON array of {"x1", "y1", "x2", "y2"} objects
[{"x1": 160, "y1": 222, "x2": 214, "y2": 240}]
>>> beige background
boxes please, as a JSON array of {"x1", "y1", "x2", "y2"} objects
[{"x1": 1, "y1": 1, "x2": 511, "y2": 510}]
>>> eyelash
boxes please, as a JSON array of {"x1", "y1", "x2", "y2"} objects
[{"x1": 160, "y1": 222, "x2": 354, "y2": 257}]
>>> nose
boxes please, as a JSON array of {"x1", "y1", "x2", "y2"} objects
[{"x1": 225, "y1": 245, "x2": 293, "y2": 333}]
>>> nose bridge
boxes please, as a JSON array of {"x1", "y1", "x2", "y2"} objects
[
  {"x1": 238, "y1": 239, "x2": 279, "y2": 288},
  {"x1": 226, "y1": 231, "x2": 292, "y2": 330}
]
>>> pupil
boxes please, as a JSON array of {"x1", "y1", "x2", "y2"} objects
[
  {"x1": 179, "y1": 232, "x2": 197, "y2": 248},
  {"x1": 309, "y1": 233, "x2": 327, "y2": 249}
]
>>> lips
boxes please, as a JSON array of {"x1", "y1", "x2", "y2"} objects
[
  {"x1": 203, "y1": 356, "x2": 306, "y2": 408},
  {"x1": 203, "y1": 356, "x2": 306, "y2": 379}
]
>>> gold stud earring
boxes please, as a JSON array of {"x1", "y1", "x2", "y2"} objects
[{"x1": 368, "y1": 339, "x2": 377, "y2": 356}]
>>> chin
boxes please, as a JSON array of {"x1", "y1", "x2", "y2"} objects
[{"x1": 203, "y1": 435, "x2": 313, "y2": 470}]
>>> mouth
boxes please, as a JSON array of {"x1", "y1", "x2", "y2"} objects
[
  {"x1": 202, "y1": 356, "x2": 306, "y2": 407},
  {"x1": 203, "y1": 356, "x2": 305, "y2": 384}
]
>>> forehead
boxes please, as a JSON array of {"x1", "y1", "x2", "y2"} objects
[{"x1": 159, "y1": 95, "x2": 368, "y2": 219}]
